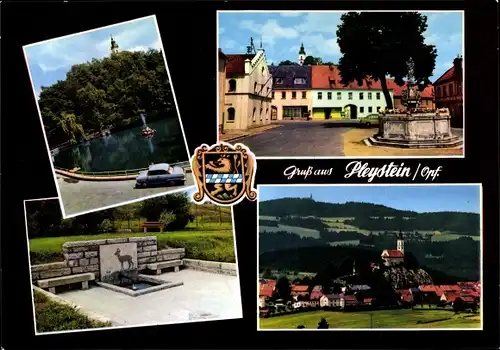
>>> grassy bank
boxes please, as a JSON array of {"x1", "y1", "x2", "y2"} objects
[
  {"x1": 34, "y1": 290, "x2": 111, "y2": 333},
  {"x1": 259, "y1": 309, "x2": 481, "y2": 329},
  {"x1": 30, "y1": 225, "x2": 235, "y2": 265}
]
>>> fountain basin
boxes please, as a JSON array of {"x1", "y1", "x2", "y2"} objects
[
  {"x1": 96, "y1": 274, "x2": 183, "y2": 297},
  {"x1": 368, "y1": 112, "x2": 463, "y2": 148}
]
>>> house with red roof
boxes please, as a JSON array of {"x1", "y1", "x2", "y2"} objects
[
  {"x1": 310, "y1": 285, "x2": 324, "y2": 300},
  {"x1": 291, "y1": 284, "x2": 309, "y2": 298},
  {"x1": 259, "y1": 280, "x2": 276, "y2": 308},
  {"x1": 434, "y1": 56, "x2": 463, "y2": 127},
  {"x1": 397, "y1": 289, "x2": 414, "y2": 304},
  {"x1": 222, "y1": 38, "x2": 273, "y2": 131}
]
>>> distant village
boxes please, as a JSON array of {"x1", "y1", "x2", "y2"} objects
[{"x1": 259, "y1": 233, "x2": 480, "y2": 318}]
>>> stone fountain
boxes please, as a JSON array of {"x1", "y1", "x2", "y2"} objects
[{"x1": 365, "y1": 61, "x2": 463, "y2": 149}]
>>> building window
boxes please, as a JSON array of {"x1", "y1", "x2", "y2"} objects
[
  {"x1": 376, "y1": 92, "x2": 380, "y2": 100},
  {"x1": 359, "y1": 92, "x2": 364, "y2": 100},
  {"x1": 266, "y1": 108, "x2": 269, "y2": 119},
  {"x1": 292, "y1": 91, "x2": 297, "y2": 99},
  {"x1": 368, "y1": 106, "x2": 372, "y2": 113},
  {"x1": 228, "y1": 79, "x2": 236, "y2": 92},
  {"x1": 294, "y1": 78, "x2": 306, "y2": 85},
  {"x1": 437, "y1": 86, "x2": 441, "y2": 97},
  {"x1": 443, "y1": 86, "x2": 448, "y2": 97},
  {"x1": 275, "y1": 78, "x2": 284, "y2": 85},
  {"x1": 449, "y1": 83, "x2": 454, "y2": 95},
  {"x1": 368, "y1": 92, "x2": 372, "y2": 100},
  {"x1": 283, "y1": 107, "x2": 302, "y2": 118},
  {"x1": 377, "y1": 106, "x2": 381, "y2": 112},
  {"x1": 261, "y1": 67, "x2": 265, "y2": 75},
  {"x1": 227, "y1": 107, "x2": 235, "y2": 121},
  {"x1": 272, "y1": 91, "x2": 275, "y2": 99},
  {"x1": 254, "y1": 82, "x2": 258, "y2": 92},
  {"x1": 253, "y1": 108, "x2": 256, "y2": 122},
  {"x1": 318, "y1": 92, "x2": 323, "y2": 100},
  {"x1": 260, "y1": 108, "x2": 263, "y2": 120},
  {"x1": 337, "y1": 92, "x2": 342, "y2": 100},
  {"x1": 281, "y1": 91, "x2": 286, "y2": 99},
  {"x1": 348, "y1": 92, "x2": 353, "y2": 100},
  {"x1": 360, "y1": 106, "x2": 365, "y2": 113},
  {"x1": 302, "y1": 91, "x2": 306, "y2": 99},
  {"x1": 327, "y1": 92, "x2": 332, "y2": 100}
]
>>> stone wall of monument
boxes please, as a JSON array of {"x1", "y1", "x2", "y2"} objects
[
  {"x1": 183, "y1": 258, "x2": 238, "y2": 276},
  {"x1": 31, "y1": 237, "x2": 185, "y2": 282}
]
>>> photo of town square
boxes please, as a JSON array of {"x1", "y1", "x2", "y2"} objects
[
  {"x1": 218, "y1": 11, "x2": 464, "y2": 157},
  {"x1": 23, "y1": 15, "x2": 192, "y2": 217},
  {"x1": 257, "y1": 184, "x2": 481, "y2": 329}
]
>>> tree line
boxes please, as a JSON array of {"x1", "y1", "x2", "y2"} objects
[
  {"x1": 27, "y1": 192, "x2": 195, "y2": 238},
  {"x1": 39, "y1": 49, "x2": 175, "y2": 147},
  {"x1": 259, "y1": 198, "x2": 480, "y2": 235}
]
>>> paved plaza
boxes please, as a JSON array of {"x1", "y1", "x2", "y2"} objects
[
  {"x1": 58, "y1": 269, "x2": 242, "y2": 327},
  {"x1": 237, "y1": 121, "x2": 464, "y2": 157},
  {"x1": 57, "y1": 175, "x2": 195, "y2": 216}
]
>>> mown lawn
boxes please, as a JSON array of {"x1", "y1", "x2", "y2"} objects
[
  {"x1": 34, "y1": 289, "x2": 111, "y2": 333},
  {"x1": 30, "y1": 224, "x2": 235, "y2": 265},
  {"x1": 259, "y1": 309, "x2": 481, "y2": 329}
]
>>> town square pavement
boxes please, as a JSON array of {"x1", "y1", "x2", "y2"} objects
[
  {"x1": 237, "y1": 121, "x2": 463, "y2": 157},
  {"x1": 57, "y1": 175, "x2": 195, "y2": 216}
]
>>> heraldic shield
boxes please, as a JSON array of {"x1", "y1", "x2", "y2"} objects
[{"x1": 191, "y1": 142, "x2": 257, "y2": 205}]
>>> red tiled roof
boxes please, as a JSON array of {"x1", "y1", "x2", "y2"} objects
[
  {"x1": 434, "y1": 66, "x2": 455, "y2": 85},
  {"x1": 310, "y1": 285, "x2": 323, "y2": 300},
  {"x1": 311, "y1": 65, "x2": 433, "y2": 98},
  {"x1": 262, "y1": 279, "x2": 277, "y2": 289},
  {"x1": 442, "y1": 291, "x2": 461, "y2": 302},
  {"x1": 291, "y1": 285, "x2": 309, "y2": 292},
  {"x1": 402, "y1": 294, "x2": 413, "y2": 302},
  {"x1": 420, "y1": 285, "x2": 461, "y2": 297},
  {"x1": 259, "y1": 284, "x2": 274, "y2": 298},
  {"x1": 397, "y1": 289, "x2": 412, "y2": 296},
  {"x1": 364, "y1": 298, "x2": 373, "y2": 303},
  {"x1": 460, "y1": 296, "x2": 476, "y2": 303},
  {"x1": 219, "y1": 48, "x2": 228, "y2": 60},
  {"x1": 382, "y1": 250, "x2": 404, "y2": 258},
  {"x1": 226, "y1": 54, "x2": 254, "y2": 76}
]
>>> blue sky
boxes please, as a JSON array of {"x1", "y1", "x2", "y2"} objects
[
  {"x1": 218, "y1": 11, "x2": 463, "y2": 82},
  {"x1": 259, "y1": 185, "x2": 480, "y2": 214},
  {"x1": 24, "y1": 16, "x2": 162, "y2": 99}
]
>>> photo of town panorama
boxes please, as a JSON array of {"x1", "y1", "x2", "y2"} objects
[{"x1": 258, "y1": 185, "x2": 481, "y2": 330}]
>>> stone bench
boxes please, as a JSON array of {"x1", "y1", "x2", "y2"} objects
[
  {"x1": 37, "y1": 272, "x2": 95, "y2": 294},
  {"x1": 147, "y1": 260, "x2": 183, "y2": 275}
]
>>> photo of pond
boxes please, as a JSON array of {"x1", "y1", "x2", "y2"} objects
[{"x1": 53, "y1": 118, "x2": 188, "y2": 172}]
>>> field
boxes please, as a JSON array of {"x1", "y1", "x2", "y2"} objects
[
  {"x1": 259, "y1": 309, "x2": 481, "y2": 329},
  {"x1": 29, "y1": 222, "x2": 235, "y2": 264},
  {"x1": 260, "y1": 216, "x2": 479, "y2": 243},
  {"x1": 259, "y1": 225, "x2": 321, "y2": 239}
]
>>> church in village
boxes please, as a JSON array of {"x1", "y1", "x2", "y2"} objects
[{"x1": 381, "y1": 231, "x2": 405, "y2": 266}]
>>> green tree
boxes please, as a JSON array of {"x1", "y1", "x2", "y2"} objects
[
  {"x1": 303, "y1": 56, "x2": 323, "y2": 65},
  {"x1": 159, "y1": 210, "x2": 176, "y2": 229},
  {"x1": 262, "y1": 269, "x2": 275, "y2": 280},
  {"x1": 278, "y1": 60, "x2": 298, "y2": 66},
  {"x1": 139, "y1": 192, "x2": 194, "y2": 230},
  {"x1": 115, "y1": 205, "x2": 138, "y2": 229},
  {"x1": 56, "y1": 112, "x2": 85, "y2": 144},
  {"x1": 275, "y1": 276, "x2": 291, "y2": 301},
  {"x1": 336, "y1": 12, "x2": 437, "y2": 109},
  {"x1": 296, "y1": 324, "x2": 305, "y2": 329}
]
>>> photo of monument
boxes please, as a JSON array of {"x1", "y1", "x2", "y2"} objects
[
  {"x1": 25, "y1": 191, "x2": 242, "y2": 334},
  {"x1": 23, "y1": 15, "x2": 193, "y2": 218}
]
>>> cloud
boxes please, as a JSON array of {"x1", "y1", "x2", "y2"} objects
[
  {"x1": 219, "y1": 27, "x2": 226, "y2": 34},
  {"x1": 425, "y1": 33, "x2": 440, "y2": 45},
  {"x1": 239, "y1": 19, "x2": 299, "y2": 46},
  {"x1": 294, "y1": 12, "x2": 341, "y2": 35},
  {"x1": 220, "y1": 38, "x2": 238, "y2": 49},
  {"x1": 280, "y1": 12, "x2": 303, "y2": 17},
  {"x1": 25, "y1": 17, "x2": 159, "y2": 73},
  {"x1": 290, "y1": 34, "x2": 340, "y2": 58}
]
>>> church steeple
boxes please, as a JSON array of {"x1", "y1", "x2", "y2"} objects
[
  {"x1": 298, "y1": 42, "x2": 306, "y2": 66},
  {"x1": 110, "y1": 35, "x2": 119, "y2": 54}
]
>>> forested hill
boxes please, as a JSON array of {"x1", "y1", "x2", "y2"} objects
[
  {"x1": 260, "y1": 198, "x2": 480, "y2": 234},
  {"x1": 39, "y1": 49, "x2": 174, "y2": 146}
]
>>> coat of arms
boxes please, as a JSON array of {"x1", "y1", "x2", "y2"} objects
[{"x1": 191, "y1": 142, "x2": 257, "y2": 205}]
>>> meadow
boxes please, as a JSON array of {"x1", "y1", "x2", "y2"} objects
[
  {"x1": 29, "y1": 221, "x2": 235, "y2": 264},
  {"x1": 259, "y1": 309, "x2": 481, "y2": 329}
]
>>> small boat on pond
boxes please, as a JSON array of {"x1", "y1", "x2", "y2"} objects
[{"x1": 142, "y1": 126, "x2": 156, "y2": 136}]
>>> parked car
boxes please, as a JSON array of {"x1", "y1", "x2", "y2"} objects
[
  {"x1": 135, "y1": 163, "x2": 185, "y2": 188},
  {"x1": 359, "y1": 114, "x2": 381, "y2": 127}
]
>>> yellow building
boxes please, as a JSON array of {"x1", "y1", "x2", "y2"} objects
[{"x1": 223, "y1": 42, "x2": 273, "y2": 131}]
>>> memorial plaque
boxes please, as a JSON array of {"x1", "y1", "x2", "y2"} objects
[{"x1": 100, "y1": 243, "x2": 138, "y2": 283}]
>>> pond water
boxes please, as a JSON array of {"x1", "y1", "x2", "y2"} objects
[{"x1": 53, "y1": 118, "x2": 189, "y2": 172}]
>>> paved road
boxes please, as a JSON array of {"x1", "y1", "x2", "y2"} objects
[
  {"x1": 58, "y1": 269, "x2": 242, "y2": 328},
  {"x1": 238, "y1": 122, "x2": 464, "y2": 158},
  {"x1": 57, "y1": 174, "x2": 195, "y2": 217},
  {"x1": 238, "y1": 121, "x2": 354, "y2": 157}
]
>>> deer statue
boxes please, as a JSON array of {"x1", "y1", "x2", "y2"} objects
[{"x1": 114, "y1": 248, "x2": 134, "y2": 270}]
